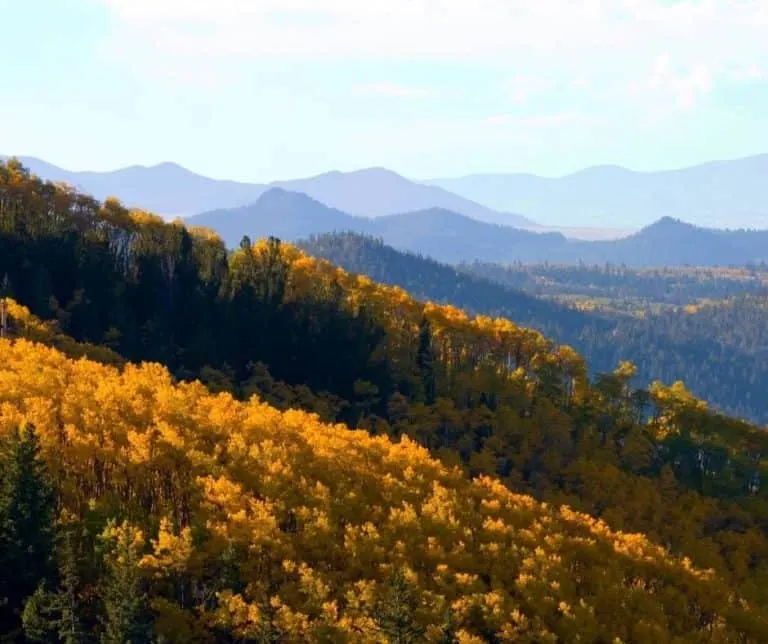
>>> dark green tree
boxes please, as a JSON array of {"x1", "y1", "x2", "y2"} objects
[
  {"x1": 436, "y1": 608, "x2": 459, "y2": 644},
  {"x1": 99, "y1": 521, "x2": 153, "y2": 644},
  {"x1": 21, "y1": 585, "x2": 59, "y2": 643},
  {"x1": 373, "y1": 570, "x2": 425, "y2": 643},
  {"x1": 56, "y1": 530, "x2": 86, "y2": 644},
  {"x1": 0, "y1": 425, "x2": 56, "y2": 638},
  {"x1": 253, "y1": 595, "x2": 284, "y2": 644},
  {"x1": 416, "y1": 317, "x2": 436, "y2": 405}
]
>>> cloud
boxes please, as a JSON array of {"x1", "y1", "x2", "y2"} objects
[
  {"x1": 97, "y1": 0, "x2": 768, "y2": 63},
  {"x1": 353, "y1": 83, "x2": 434, "y2": 98},
  {"x1": 627, "y1": 55, "x2": 713, "y2": 110},
  {"x1": 504, "y1": 74, "x2": 554, "y2": 104},
  {"x1": 96, "y1": 0, "x2": 768, "y2": 114},
  {"x1": 485, "y1": 112, "x2": 597, "y2": 128},
  {"x1": 731, "y1": 65, "x2": 766, "y2": 82}
]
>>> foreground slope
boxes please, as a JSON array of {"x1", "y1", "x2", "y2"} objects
[{"x1": 0, "y1": 337, "x2": 764, "y2": 641}]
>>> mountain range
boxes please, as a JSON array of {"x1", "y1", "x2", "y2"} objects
[
  {"x1": 2, "y1": 155, "x2": 536, "y2": 229},
  {"x1": 426, "y1": 153, "x2": 768, "y2": 229},
  {"x1": 7, "y1": 153, "x2": 768, "y2": 256},
  {"x1": 189, "y1": 188, "x2": 566, "y2": 264},
  {"x1": 190, "y1": 188, "x2": 768, "y2": 267}
]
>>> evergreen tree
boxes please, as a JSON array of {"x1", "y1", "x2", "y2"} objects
[
  {"x1": 99, "y1": 521, "x2": 153, "y2": 644},
  {"x1": 56, "y1": 530, "x2": 86, "y2": 644},
  {"x1": 416, "y1": 317, "x2": 436, "y2": 405},
  {"x1": 253, "y1": 596, "x2": 284, "y2": 644},
  {"x1": 436, "y1": 608, "x2": 459, "y2": 644},
  {"x1": 0, "y1": 425, "x2": 56, "y2": 638},
  {"x1": 374, "y1": 570, "x2": 425, "y2": 643},
  {"x1": 21, "y1": 585, "x2": 59, "y2": 643}
]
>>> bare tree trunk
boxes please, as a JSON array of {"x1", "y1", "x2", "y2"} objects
[{"x1": 0, "y1": 297, "x2": 7, "y2": 338}]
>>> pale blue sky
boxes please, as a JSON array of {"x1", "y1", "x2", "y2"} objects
[{"x1": 2, "y1": 0, "x2": 767, "y2": 181}]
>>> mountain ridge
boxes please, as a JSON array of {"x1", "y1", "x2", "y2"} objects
[
  {"x1": 426, "y1": 153, "x2": 768, "y2": 229},
  {"x1": 190, "y1": 188, "x2": 768, "y2": 266},
  {"x1": 1, "y1": 154, "x2": 536, "y2": 229}
]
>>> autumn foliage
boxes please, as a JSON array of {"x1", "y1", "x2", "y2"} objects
[
  {"x1": 0, "y1": 337, "x2": 765, "y2": 641},
  {"x1": 4, "y1": 159, "x2": 768, "y2": 640}
]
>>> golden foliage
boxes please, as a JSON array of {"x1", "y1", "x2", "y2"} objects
[{"x1": 0, "y1": 337, "x2": 763, "y2": 641}]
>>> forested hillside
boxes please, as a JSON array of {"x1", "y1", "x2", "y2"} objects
[
  {"x1": 301, "y1": 233, "x2": 768, "y2": 424},
  {"x1": 4, "y1": 159, "x2": 768, "y2": 640},
  {"x1": 4, "y1": 339, "x2": 766, "y2": 641},
  {"x1": 461, "y1": 262, "x2": 768, "y2": 309}
]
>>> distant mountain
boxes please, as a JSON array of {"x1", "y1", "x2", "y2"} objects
[
  {"x1": 270, "y1": 167, "x2": 535, "y2": 228},
  {"x1": 188, "y1": 189, "x2": 565, "y2": 263},
  {"x1": 190, "y1": 190, "x2": 768, "y2": 267},
  {"x1": 2, "y1": 156, "x2": 265, "y2": 217},
  {"x1": 2, "y1": 155, "x2": 535, "y2": 228},
  {"x1": 568, "y1": 217, "x2": 768, "y2": 267},
  {"x1": 189, "y1": 188, "x2": 366, "y2": 244},
  {"x1": 365, "y1": 208, "x2": 565, "y2": 264},
  {"x1": 427, "y1": 154, "x2": 768, "y2": 229}
]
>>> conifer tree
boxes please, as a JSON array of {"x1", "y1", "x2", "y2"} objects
[
  {"x1": 253, "y1": 596, "x2": 284, "y2": 644},
  {"x1": 0, "y1": 425, "x2": 56, "y2": 637},
  {"x1": 99, "y1": 521, "x2": 153, "y2": 644},
  {"x1": 21, "y1": 585, "x2": 59, "y2": 642},
  {"x1": 416, "y1": 317, "x2": 436, "y2": 405},
  {"x1": 56, "y1": 530, "x2": 86, "y2": 644},
  {"x1": 374, "y1": 570, "x2": 425, "y2": 644},
  {"x1": 436, "y1": 608, "x2": 459, "y2": 644}
]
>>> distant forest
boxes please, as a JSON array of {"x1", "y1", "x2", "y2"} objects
[{"x1": 301, "y1": 233, "x2": 768, "y2": 425}]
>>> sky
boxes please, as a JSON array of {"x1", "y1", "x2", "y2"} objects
[{"x1": 1, "y1": 0, "x2": 767, "y2": 182}]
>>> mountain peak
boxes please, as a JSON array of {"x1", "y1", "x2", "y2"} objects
[{"x1": 647, "y1": 216, "x2": 692, "y2": 230}]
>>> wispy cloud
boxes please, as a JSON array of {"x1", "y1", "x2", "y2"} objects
[
  {"x1": 627, "y1": 55, "x2": 713, "y2": 110},
  {"x1": 97, "y1": 0, "x2": 768, "y2": 65},
  {"x1": 353, "y1": 82, "x2": 434, "y2": 98},
  {"x1": 96, "y1": 0, "x2": 768, "y2": 116},
  {"x1": 504, "y1": 74, "x2": 554, "y2": 104},
  {"x1": 484, "y1": 112, "x2": 596, "y2": 128},
  {"x1": 731, "y1": 65, "x2": 766, "y2": 82}
]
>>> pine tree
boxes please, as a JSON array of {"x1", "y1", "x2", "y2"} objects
[
  {"x1": 0, "y1": 425, "x2": 56, "y2": 638},
  {"x1": 99, "y1": 521, "x2": 153, "y2": 644},
  {"x1": 21, "y1": 527, "x2": 87, "y2": 644},
  {"x1": 436, "y1": 608, "x2": 459, "y2": 644},
  {"x1": 21, "y1": 585, "x2": 59, "y2": 643},
  {"x1": 253, "y1": 596, "x2": 284, "y2": 644},
  {"x1": 56, "y1": 530, "x2": 86, "y2": 644},
  {"x1": 416, "y1": 317, "x2": 436, "y2": 405},
  {"x1": 373, "y1": 570, "x2": 425, "y2": 644}
]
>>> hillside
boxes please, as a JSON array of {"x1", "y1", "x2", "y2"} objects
[
  {"x1": 3, "y1": 338, "x2": 765, "y2": 641},
  {"x1": 300, "y1": 232, "x2": 768, "y2": 424},
  {"x1": 461, "y1": 262, "x2": 768, "y2": 307},
  {"x1": 4, "y1": 159, "x2": 768, "y2": 638},
  {"x1": 427, "y1": 153, "x2": 768, "y2": 229}
]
